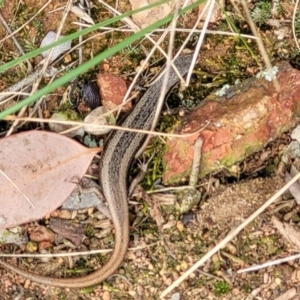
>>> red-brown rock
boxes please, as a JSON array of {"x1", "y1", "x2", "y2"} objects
[
  {"x1": 29, "y1": 225, "x2": 55, "y2": 243},
  {"x1": 97, "y1": 74, "x2": 132, "y2": 112},
  {"x1": 163, "y1": 61, "x2": 300, "y2": 183}
]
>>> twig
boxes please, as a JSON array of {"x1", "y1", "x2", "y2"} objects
[
  {"x1": 189, "y1": 138, "x2": 203, "y2": 187},
  {"x1": 241, "y1": 0, "x2": 280, "y2": 92},
  {"x1": 237, "y1": 253, "x2": 300, "y2": 273},
  {"x1": 70, "y1": 25, "x2": 260, "y2": 39},
  {"x1": 0, "y1": 242, "x2": 157, "y2": 258},
  {"x1": 185, "y1": 0, "x2": 215, "y2": 85},
  {"x1": 3, "y1": 115, "x2": 209, "y2": 138},
  {"x1": 292, "y1": 0, "x2": 300, "y2": 51},
  {"x1": 152, "y1": 0, "x2": 182, "y2": 132},
  {"x1": 0, "y1": 68, "x2": 42, "y2": 103}
]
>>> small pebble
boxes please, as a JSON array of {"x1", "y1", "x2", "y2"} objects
[{"x1": 80, "y1": 82, "x2": 101, "y2": 109}]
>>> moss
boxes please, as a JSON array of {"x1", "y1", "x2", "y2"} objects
[
  {"x1": 295, "y1": 11, "x2": 300, "y2": 34},
  {"x1": 251, "y1": 1, "x2": 272, "y2": 27},
  {"x1": 85, "y1": 224, "x2": 94, "y2": 238},
  {"x1": 258, "y1": 235, "x2": 280, "y2": 255},
  {"x1": 214, "y1": 281, "x2": 231, "y2": 296}
]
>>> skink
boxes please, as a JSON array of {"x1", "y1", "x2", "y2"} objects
[{"x1": 0, "y1": 54, "x2": 194, "y2": 288}]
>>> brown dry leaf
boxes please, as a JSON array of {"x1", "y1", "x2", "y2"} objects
[
  {"x1": 272, "y1": 216, "x2": 300, "y2": 251},
  {"x1": 285, "y1": 169, "x2": 300, "y2": 205},
  {"x1": 129, "y1": 0, "x2": 173, "y2": 28},
  {"x1": 29, "y1": 225, "x2": 55, "y2": 243},
  {"x1": 49, "y1": 218, "x2": 86, "y2": 247},
  {"x1": 274, "y1": 288, "x2": 297, "y2": 300},
  {"x1": 0, "y1": 131, "x2": 99, "y2": 229}
]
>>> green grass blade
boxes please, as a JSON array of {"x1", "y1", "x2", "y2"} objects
[
  {"x1": 0, "y1": 0, "x2": 171, "y2": 73},
  {"x1": 220, "y1": 5, "x2": 258, "y2": 61},
  {"x1": 0, "y1": 0, "x2": 204, "y2": 120}
]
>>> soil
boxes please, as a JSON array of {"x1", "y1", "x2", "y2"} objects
[{"x1": 1, "y1": 0, "x2": 300, "y2": 299}]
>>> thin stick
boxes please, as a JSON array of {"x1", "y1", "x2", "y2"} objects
[
  {"x1": 238, "y1": 253, "x2": 300, "y2": 273},
  {"x1": 3, "y1": 116, "x2": 209, "y2": 138},
  {"x1": 189, "y1": 138, "x2": 203, "y2": 187},
  {"x1": 152, "y1": 1, "x2": 181, "y2": 131},
  {"x1": 241, "y1": 0, "x2": 280, "y2": 92},
  {"x1": 292, "y1": 0, "x2": 300, "y2": 51},
  {"x1": 185, "y1": 0, "x2": 215, "y2": 85},
  {"x1": 0, "y1": 242, "x2": 157, "y2": 258},
  {"x1": 70, "y1": 25, "x2": 260, "y2": 39}
]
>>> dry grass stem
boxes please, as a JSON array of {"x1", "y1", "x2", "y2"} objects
[
  {"x1": 0, "y1": 242, "x2": 157, "y2": 258},
  {"x1": 292, "y1": 0, "x2": 300, "y2": 51},
  {"x1": 241, "y1": 0, "x2": 280, "y2": 92},
  {"x1": 0, "y1": 0, "x2": 52, "y2": 44},
  {"x1": 238, "y1": 253, "x2": 300, "y2": 274},
  {"x1": 3, "y1": 115, "x2": 209, "y2": 138}
]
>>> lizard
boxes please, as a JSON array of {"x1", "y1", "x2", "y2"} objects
[{"x1": 0, "y1": 53, "x2": 194, "y2": 288}]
